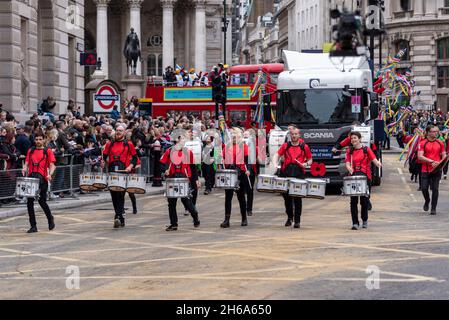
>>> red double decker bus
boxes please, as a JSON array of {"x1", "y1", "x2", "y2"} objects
[{"x1": 144, "y1": 63, "x2": 283, "y2": 128}]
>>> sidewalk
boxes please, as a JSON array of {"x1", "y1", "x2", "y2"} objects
[{"x1": 0, "y1": 184, "x2": 165, "y2": 220}]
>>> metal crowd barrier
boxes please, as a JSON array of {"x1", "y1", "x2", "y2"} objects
[{"x1": 0, "y1": 154, "x2": 154, "y2": 202}]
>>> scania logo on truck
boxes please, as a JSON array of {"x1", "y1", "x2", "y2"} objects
[{"x1": 303, "y1": 132, "x2": 335, "y2": 139}]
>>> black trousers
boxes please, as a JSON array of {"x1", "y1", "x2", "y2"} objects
[
  {"x1": 110, "y1": 190, "x2": 126, "y2": 221},
  {"x1": 282, "y1": 194, "x2": 302, "y2": 223},
  {"x1": 225, "y1": 174, "x2": 248, "y2": 218},
  {"x1": 350, "y1": 196, "x2": 369, "y2": 225},
  {"x1": 168, "y1": 197, "x2": 199, "y2": 226},
  {"x1": 183, "y1": 181, "x2": 198, "y2": 208},
  {"x1": 128, "y1": 192, "x2": 137, "y2": 212},
  {"x1": 246, "y1": 173, "x2": 256, "y2": 212},
  {"x1": 27, "y1": 180, "x2": 53, "y2": 228},
  {"x1": 444, "y1": 162, "x2": 449, "y2": 175},
  {"x1": 421, "y1": 171, "x2": 442, "y2": 210},
  {"x1": 202, "y1": 164, "x2": 215, "y2": 191}
]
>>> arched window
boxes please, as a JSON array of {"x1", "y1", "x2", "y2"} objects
[
  {"x1": 158, "y1": 54, "x2": 163, "y2": 76},
  {"x1": 437, "y1": 38, "x2": 449, "y2": 60},
  {"x1": 147, "y1": 54, "x2": 156, "y2": 76},
  {"x1": 437, "y1": 38, "x2": 449, "y2": 88},
  {"x1": 400, "y1": 0, "x2": 410, "y2": 11},
  {"x1": 395, "y1": 40, "x2": 410, "y2": 61}
]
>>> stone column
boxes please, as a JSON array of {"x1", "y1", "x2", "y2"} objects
[
  {"x1": 128, "y1": 0, "x2": 144, "y2": 76},
  {"x1": 94, "y1": 0, "x2": 111, "y2": 78},
  {"x1": 194, "y1": 0, "x2": 206, "y2": 73},
  {"x1": 425, "y1": 0, "x2": 437, "y2": 17},
  {"x1": 161, "y1": 0, "x2": 175, "y2": 69},
  {"x1": 384, "y1": 0, "x2": 392, "y2": 23},
  {"x1": 184, "y1": 8, "x2": 190, "y2": 67},
  {"x1": 413, "y1": 0, "x2": 424, "y2": 17}
]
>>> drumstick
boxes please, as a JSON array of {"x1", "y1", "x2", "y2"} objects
[
  {"x1": 244, "y1": 164, "x2": 253, "y2": 190},
  {"x1": 295, "y1": 159, "x2": 304, "y2": 168}
]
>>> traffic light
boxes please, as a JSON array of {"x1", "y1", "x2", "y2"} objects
[{"x1": 80, "y1": 53, "x2": 97, "y2": 66}]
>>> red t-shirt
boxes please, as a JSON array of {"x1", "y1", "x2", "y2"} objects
[
  {"x1": 223, "y1": 143, "x2": 249, "y2": 172},
  {"x1": 160, "y1": 148, "x2": 194, "y2": 178},
  {"x1": 345, "y1": 147, "x2": 377, "y2": 180},
  {"x1": 418, "y1": 139, "x2": 445, "y2": 173},
  {"x1": 25, "y1": 148, "x2": 56, "y2": 181},
  {"x1": 277, "y1": 140, "x2": 312, "y2": 174},
  {"x1": 103, "y1": 140, "x2": 137, "y2": 169}
]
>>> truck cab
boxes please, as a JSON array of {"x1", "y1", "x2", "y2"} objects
[{"x1": 271, "y1": 51, "x2": 381, "y2": 186}]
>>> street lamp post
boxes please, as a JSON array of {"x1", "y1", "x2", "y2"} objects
[{"x1": 222, "y1": 0, "x2": 229, "y2": 65}]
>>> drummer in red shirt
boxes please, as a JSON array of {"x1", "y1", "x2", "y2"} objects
[
  {"x1": 160, "y1": 135, "x2": 200, "y2": 231},
  {"x1": 22, "y1": 131, "x2": 56, "y2": 234},
  {"x1": 345, "y1": 132, "x2": 382, "y2": 230},
  {"x1": 272, "y1": 127, "x2": 313, "y2": 229},
  {"x1": 220, "y1": 127, "x2": 252, "y2": 229},
  {"x1": 333, "y1": 130, "x2": 378, "y2": 211},
  {"x1": 102, "y1": 125, "x2": 138, "y2": 228},
  {"x1": 418, "y1": 125, "x2": 447, "y2": 215}
]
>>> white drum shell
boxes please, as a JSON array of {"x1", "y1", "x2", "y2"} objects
[
  {"x1": 343, "y1": 176, "x2": 368, "y2": 197},
  {"x1": 126, "y1": 175, "x2": 147, "y2": 194},
  {"x1": 288, "y1": 179, "x2": 309, "y2": 198},
  {"x1": 257, "y1": 175, "x2": 276, "y2": 193},
  {"x1": 306, "y1": 179, "x2": 327, "y2": 199},
  {"x1": 215, "y1": 170, "x2": 239, "y2": 190},
  {"x1": 166, "y1": 178, "x2": 190, "y2": 198},
  {"x1": 108, "y1": 174, "x2": 128, "y2": 192},
  {"x1": 272, "y1": 177, "x2": 289, "y2": 193},
  {"x1": 15, "y1": 177, "x2": 40, "y2": 198},
  {"x1": 92, "y1": 173, "x2": 108, "y2": 189},
  {"x1": 80, "y1": 173, "x2": 95, "y2": 191}
]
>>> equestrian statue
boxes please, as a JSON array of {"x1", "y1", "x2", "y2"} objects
[{"x1": 123, "y1": 28, "x2": 142, "y2": 75}]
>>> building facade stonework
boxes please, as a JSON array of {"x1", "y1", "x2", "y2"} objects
[{"x1": 1, "y1": 0, "x2": 232, "y2": 117}]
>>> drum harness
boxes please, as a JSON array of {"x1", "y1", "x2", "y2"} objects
[
  {"x1": 421, "y1": 139, "x2": 444, "y2": 173},
  {"x1": 27, "y1": 147, "x2": 50, "y2": 198},
  {"x1": 281, "y1": 142, "x2": 306, "y2": 178},
  {"x1": 108, "y1": 140, "x2": 131, "y2": 172},
  {"x1": 349, "y1": 146, "x2": 369, "y2": 176}
]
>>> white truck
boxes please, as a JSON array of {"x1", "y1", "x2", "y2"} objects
[{"x1": 269, "y1": 51, "x2": 382, "y2": 186}]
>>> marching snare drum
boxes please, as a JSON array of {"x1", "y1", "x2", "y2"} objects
[
  {"x1": 215, "y1": 169, "x2": 239, "y2": 190},
  {"x1": 79, "y1": 173, "x2": 95, "y2": 191},
  {"x1": 165, "y1": 178, "x2": 190, "y2": 198},
  {"x1": 256, "y1": 174, "x2": 275, "y2": 193},
  {"x1": 15, "y1": 177, "x2": 40, "y2": 198},
  {"x1": 92, "y1": 173, "x2": 108, "y2": 189},
  {"x1": 306, "y1": 179, "x2": 327, "y2": 200},
  {"x1": 272, "y1": 177, "x2": 290, "y2": 193},
  {"x1": 343, "y1": 176, "x2": 368, "y2": 197},
  {"x1": 126, "y1": 175, "x2": 147, "y2": 194},
  {"x1": 288, "y1": 179, "x2": 309, "y2": 198},
  {"x1": 108, "y1": 173, "x2": 128, "y2": 192}
]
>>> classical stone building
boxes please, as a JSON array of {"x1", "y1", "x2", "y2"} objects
[
  {"x1": 0, "y1": 0, "x2": 85, "y2": 117},
  {"x1": 0, "y1": 0, "x2": 232, "y2": 117},
  {"x1": 383, "y1": 0, "x2": 449, "y2": 111}
]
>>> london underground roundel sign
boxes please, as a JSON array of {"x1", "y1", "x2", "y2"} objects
[{"x1": 93, "y1": 84, "x2": 120, "y2": 113}]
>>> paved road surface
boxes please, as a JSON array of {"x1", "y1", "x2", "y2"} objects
[{"x1": 1, "y1": 153, "x2": 449, "y2": 299}]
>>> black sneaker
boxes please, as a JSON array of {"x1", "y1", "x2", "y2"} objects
[
  {"x1": 247, "y1": 211, "x2": 253, "y2": 217},
  {"x1": 430, "y1": 210, "x2": 437, "y2": 216},
  {"x1": 362, "y1": 221, "x2": 368, "y2": 229},
  {"x1": 294, "y1": 223, "x2": 301, "y2": 229},
  {"x1": 166, "y1": 225, "x2": 178, "y2": 231},
  {"x1": 194, "y1": 220, "x2": 200, "y2": 228},
  {"x1": 351, "y1": 224, "x2": 359, "y2": 230},
  {"x1": 285, "y1": 219, "x2": 292, "y2": 227},
  {"x1": 27, "y1": 227, "x2": 38, "y2": 234},
  {"x1": 133, "y1": 210, "x2": 138, "y2": 215},
  {"x1": 241, "y1": 219, "x2": 248, "y2": 227},
  {"x1": 48, "y1": 220, "x2": 55, "y2": 231},
  {"x1": 423, "y1": 202, "x2": 430, "y2": 212},
  {"x1": 113, "y1": 219, "x2": 121, "y2": 229},
  {"x1": 120, "y1": 220, "x2": 125, "y2": 228}
]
